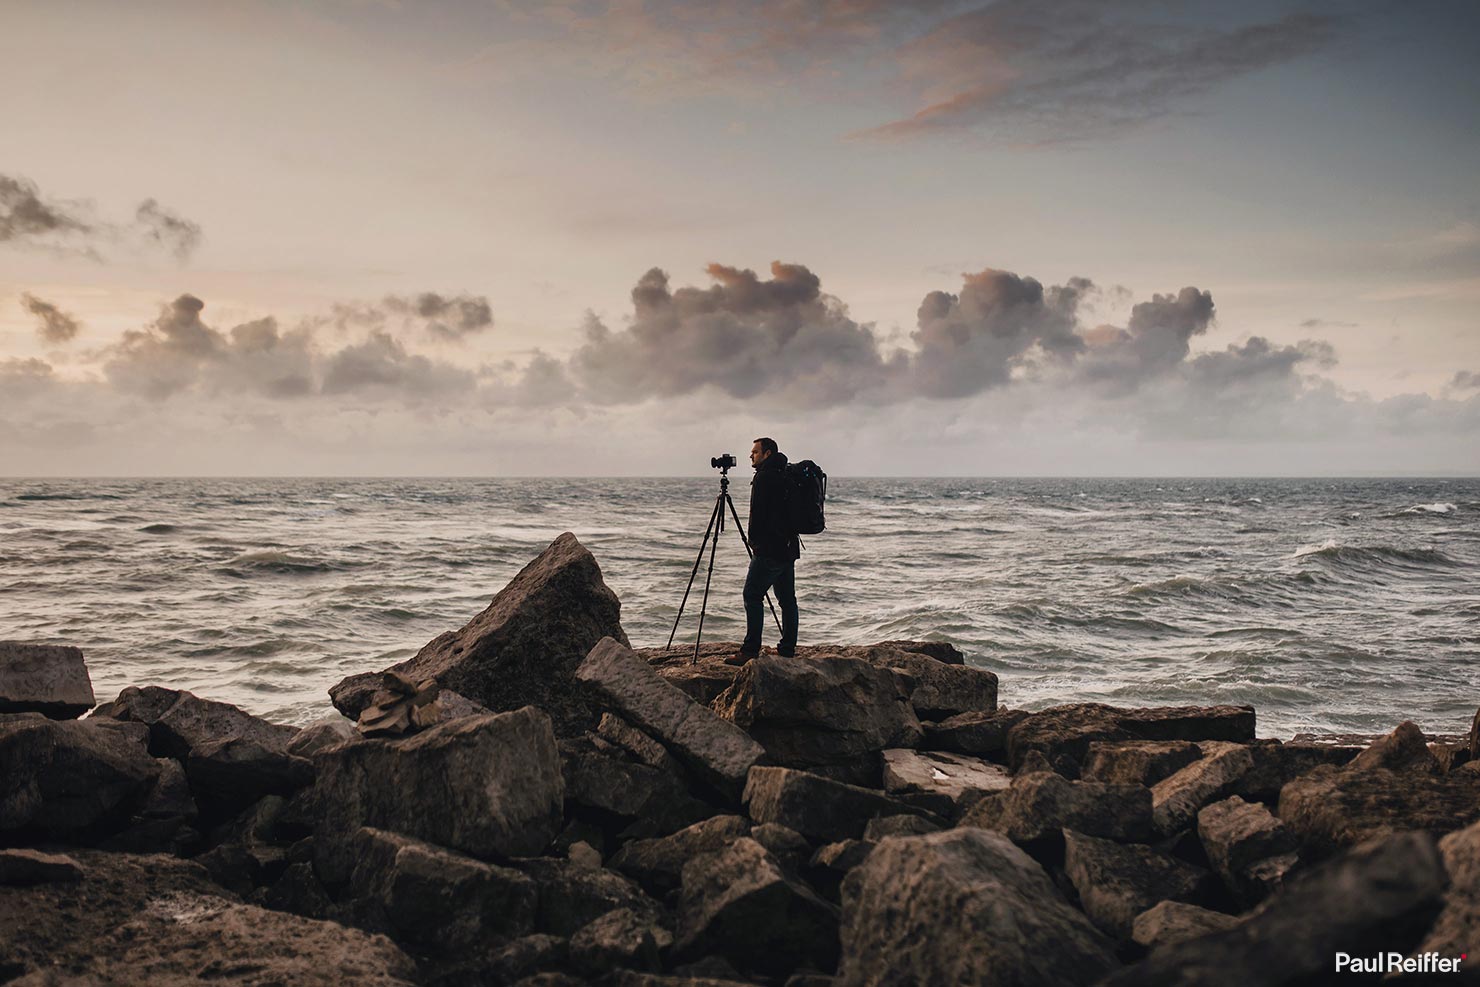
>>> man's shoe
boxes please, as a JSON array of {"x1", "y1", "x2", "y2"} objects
[
  {"x1": 776, "y1": 646, "x2": 796, "y2": 658},
  {"x1": 725, "y1": 648, "x2": 760, "y2": 666}
]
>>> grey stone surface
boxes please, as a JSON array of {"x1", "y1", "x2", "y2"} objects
[
  {"x1": 1150, "y1": 742, "x2": 1255, "y2": 837},
  {"x1": 0, "y1": 714, "x2": 160, "y2": 838},
  {"x1": 0, "y1": 642, "x2": 94, "y2": 719},
  {"x1": 881, "y1": 748, "x2": 1009, "y2": 817},
  {"x1": 1082, "y1": 740, "x2": 1202, "y2": 787},
  {"x1": 0, "y1": 848, "x2": 84, "y2": 885},
  {"x1": 609, "y1": 815, "x2": 751, "y2": 895},
  {"x1": 1196, "y1": 795, "x2": 1300, "y2": 907},
  {"x1": 1062, "y1": 828, "x2": 1214, "y2": 940},
  {"x1": 743, "y1": 766, "x2": 938, "y2": 843},
  {"x1": 1130, "y1": 900, "x2": 1239, "y2": 950},
  {"x1": 959, "y1": 770, "x2": 1153, "y2": 845}
]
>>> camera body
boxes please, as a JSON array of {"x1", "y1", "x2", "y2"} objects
[{"x1": 711, "y1": 453, "x2": 737, "y2": 470}]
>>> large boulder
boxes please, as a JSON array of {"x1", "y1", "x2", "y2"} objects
[
  {"x1": 1411, "y1": 818, "x2": 1480, "y2": 977},
  {"x1": 609, "y1": 815, "x2": 752, "y2": 895},
  {"x1": 329, "y1": 532, "x2": 629, "y2": 736},
  {"x1": 1101, "y1": 831, "x2": 1446, "y2": 986},
  {"x1": 313, "y1": 708, "x2": 562, "y2": 885},
  {"x1": 0, "y1": 642, "x2": 94, "y2": 719},
  {"x1": 0, "y1": 713, "x2": 161, "y2": 840},
  {"x1": 0, "y1": 850, "x2": 418, "y2": 986},
  {"x1": 511, "y1": 857, "x2": 666, "y2": 938},
  {"x1": 743, "y1": 767, "x2": 938, "y2": 843},
  {"x1": 561, "y1": 745, "x2": 718, "y2": 837},
  {"x1": 960, "y1": 771, "x2": 1153, "y2": 846},
  {"x1": 1131, "y1": 900, "x2": 1239, "y2": 951},
  {"x1": 674, "y1": 837, "x2": 839, "y2": 977},
  {"x1": 92, "y1": 685, "x2": 299, "y2": 760},
  {"x1": 921, "y1": 708, "x2": 1028, "y2": 757},
  {"x1": 1196, "y1": 796, "x2": 1300, "y2": 908},
  {"x1": 1061, "y1": 829, "x2": 1214, "y2": 940},
  {"x1": 576, "y1": 638, "x2": 765, "y2": 799},
  {"x1": 1082, "y1": 740, "x2": 1202, "y2": 787},
  {"x1": 713, "y1": 657, "x2": 922, "y2": 779},
  {"x1": 837, "y1": 829, "x2": 1118, "y2": 987},
  {"x1": 1006, "y1": 703, "x2": 1255, "y2": 772},
  {"x1": 805, "y1": 645, "x2": 996, "y2": 720},
  {"x1": 880, "y1": 749, "x2": 1009, "y2": 818},
  {"x1": 1150, "y1": 742, "x2": 1255, "y2": 837}
]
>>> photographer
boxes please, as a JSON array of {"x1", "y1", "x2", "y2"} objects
[{"x1": 737, "y1": 436, "x2": 799, "y2": 661}]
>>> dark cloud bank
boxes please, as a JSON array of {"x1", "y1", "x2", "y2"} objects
[{"x1": 0, "y1": 173, "x2": 201, "y2": 261}]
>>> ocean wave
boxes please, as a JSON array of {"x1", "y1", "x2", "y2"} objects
[
  {"x1": 216, "y1": 550, "x2": 353, "y2": 576},
  {"x1": 1292, "y1": 540, "x2": 1460, "y2": 569},
  {"x1": 140, "y1": 523, "x2": 180, "y2": 534},
  {"x1": 1399, "y1": 502, "x2": 1458, "y2": 515}
]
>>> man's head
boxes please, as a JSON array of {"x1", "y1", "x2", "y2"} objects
[{"x1": 750, "y1": 436, "x2": 778, "y2": 468}]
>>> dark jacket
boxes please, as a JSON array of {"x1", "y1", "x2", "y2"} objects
[{"x1": 748, "y1": 452, "x2": 799, "y2": 562}]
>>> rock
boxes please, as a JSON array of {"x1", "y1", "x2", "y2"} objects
[
  {"x1": 1278, "y1": 762, "x2": 1480, "y2": 858},
  {"x1": 0, "y1": 850, "x2": 418, "y2": 986},
  {"x1": 513, "y1": 857, "x2": 665, "y2": 938},
  {"x1": 329, "y1": 533, "x2": 629, "y2": 736},
  {"x1": 1196, "y1": 796, "x2": 1300, "y2": 907},
  {"x1": 837, "y1": 829, "x2": 1117, "y2": 987},
  {"x1": 1150, "y1": 742, "x2": 1255, "y2": 837},
  {"x1": 480, "y1": 934, "x2": 571, "y2": 985},
  {"x1": 609, "y1": 815, "x2": 751, "y2": 895},
  {"x1": 569, "y1": 907, "x2": 662, "y2": 975},
  {"x1": 607, "y1": 975, "x2": 756, "y2": 987},
  {"x1": 1006, "y1": 703, "x2": 1255, "y2": 772},
  {"x1": 562, "y1": 746, "x2": 718, "y2": 835},
  {"x1": 826, "y1": 647, "x2": 996, "y2": 720},
  {"x1": 862, "y1": 814, "x2": 942, "y2": 841},
  {"x1": 714, "y1": 657, "x2": 922, "y2": 778},
  {"x1": 960, "y1": 771, "x2": 1153, "y2": 846},
  {"x1": 1062, "y1": 829, "x2": 1214, "y2": 940},
  {"x1": 1101, "y1": 831, "x2": 1446, "y2": 986},
  {"x1": 743, "y1": 766, "x2": 939, "y2": 843},
  {"x1": 1348, "y1": 720, "x2": 1440, "y2": 774},
  {"x1": 568, "y1": 840, "x2": 602, "y2": 869},
  {"x1": 597, "y1": 713, "x2": 684, "y2": 774},
  {"x1": 874, "y1": 640, "x2": 965, "y2": 665},
  {"x1": 1470, "y1": 706, "x2": 1480, "y2": 762},
  {"x1": 576, "y1": 638, "x2": 765, "y2": 799},
  {"x1": 92, "y1": 685, "x2": 299, "y2": 761},
  {"x1": 1229, "y1": 740, "x2": 1361, "y2": 803},
  {"x1": 287, "y1": 715, "x2": 359, "y2": 758},
  {"x1": 674, "y1": 837, "x2": 839, "y2": 976},
  {"x1": 1130, "y1": 900, "x2": 1240, "y2": 950},
  {"x1": 1410, "y1": 818, "x2": 1480, "y2": 974},
  {"x1": 186, "y1": 735, "x2": 314, "y2": 816},
  {"x1": 342, "y1": 827, "x2": 538, "y2": 952},
  {"x1": 0, "y1": 714, "x2": 160, "y2": 840},
  {"x1": 657, "y1": 663, "x2": 743, "y2": 707},
  {"x1": 749, "y1": 823, "x2": 811, "y2": 873},
  {"x1": 1082, "y1": 740, "x2": 1202, "y2": 787},
  {"x1": 1432, "y1": 740, "x2": 1472, "y2": 774},
  {"x1": 0, "y1": 849, "x2": 84, "y2": 885},
  {"x1": 0, "y1": 642, "x2": 94, "y2": 719},
  {"x1": 250, "y1": 861, "x2": 333, "y2": 920},
  {"x1": 807, "y1": 840, "x2": 875, "y2": 899},
  {"x1": 921, "y1": 708, "x2": 1028, "y2": 756},
  {"x1": 313, "y1": 708, "x2": 562, "y2": 886},
  {"x1": 880, "y1": 749, "x2": 1009, "y2": 819}
]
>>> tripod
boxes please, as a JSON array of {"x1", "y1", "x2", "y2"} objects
[{"x1": 667, "y1": 465, "x2": 780, "y2": 665}]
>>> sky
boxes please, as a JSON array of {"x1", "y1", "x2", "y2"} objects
[{"x1": 1, "y1": 0, "x2": 1477, "y2": 476}]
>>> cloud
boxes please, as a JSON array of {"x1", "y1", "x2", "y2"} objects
[
  {"x1": 0, "y1": 173, "x2": 202, "y2": 261},
  {"x1": 134, "y1": 199, "x2": 203, "y2": 261},
  {"x1": 382, "y1": 292, "x2": 493, "y2": 342},
  {"x1": 1451, "y1": 370, "x2": 1480, "y2": 391},
  {"x1": 20, "y1": 293, "x2": 83, "y2": 344}
]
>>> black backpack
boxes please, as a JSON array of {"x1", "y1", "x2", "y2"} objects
[{"x1": 784, "y1": 460, "x2": 827, "y2": 535}]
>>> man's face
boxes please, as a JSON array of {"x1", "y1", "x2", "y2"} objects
[{"x1": 750, "y1": 441, "x2": 769, "y2": 468}]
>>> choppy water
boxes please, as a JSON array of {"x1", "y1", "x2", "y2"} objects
[{"x1": 2, "y1": 476, "x2": 1477, "y2": 739}]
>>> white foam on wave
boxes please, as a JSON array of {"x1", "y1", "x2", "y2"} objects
[
  {"x1": 1293, "y1": 538, "x2": 1339, "y2": 558},
  {"x1": 1402, "y1": 502, "x2": 1457, "y2": 515}
]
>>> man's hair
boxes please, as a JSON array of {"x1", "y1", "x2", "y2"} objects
[{"x1": 753, "y1": 436, "x2": 779, "y2": 456}]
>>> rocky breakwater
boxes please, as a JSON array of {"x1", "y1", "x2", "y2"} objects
[{"x1": 4, "y1": 531, "x2": 1480, "y2": 986}]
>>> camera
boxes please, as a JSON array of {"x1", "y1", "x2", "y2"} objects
[{"x1": 711, "y1": 454, "x2": 737, "y2": 470}]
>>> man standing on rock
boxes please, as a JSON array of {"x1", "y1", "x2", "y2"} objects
[{"x1": 737, "y1": 436, "x2": 799, "y2": 661}]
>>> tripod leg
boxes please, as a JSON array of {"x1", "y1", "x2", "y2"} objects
[
  {"x1": 725, "y1": 493, "x2": 782, "y2": 636},
  {"x1": 693, "y1": 511, "x2": 723, "y2": 665},
  {"x1": 667, "y1": 495, "x2": 723, "y2": 649}
]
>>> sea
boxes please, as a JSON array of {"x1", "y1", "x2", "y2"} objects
[{"x1": 2, "y1": 476, "x2": 1477, "y2": 741}]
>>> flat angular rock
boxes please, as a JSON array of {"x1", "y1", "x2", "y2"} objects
[
  {"x1": 1150, "y1": 742, "x2": 1254, "y2": 837},
  {"x1": 92, "y1": 685, "x2": 299, "y2": 761},
  {"x1": 743, "y1": 766, "x2": 938, "y2": 843},
  {"x1": 862, "y1": 814, "x2": 941, "y2": 841},
  {"x1": 1278, "y1": 763, "x2": 1480, "y2": 857},
  {"x1": 186, "y1": 735, "x2": 314, "y2": 815},
  {"x1": 1101, "y1": 831, "x2": 1446, "y2": 987},
  {"x1": 576, "y1": 638, "x2": 764, "y2": 798},
  {"x1": 597, "y1": 713, "x2": 684, "y2": 774},
  {"x1": 609, "y1": 815, "x2": 751, "y2": 895},
  {"x1": 874, "y1": 639, "x2": 965, "y2": 665},
  {"x1": 513, "y1": 857, "x2": 665, "y2": 938},
  {"x1": 0, "y1": 849, "x2": 84, "y2": 885},
  {"x1": 1006, "y1": 703, "x2": 1255, "y2": 772},
  {"x1": 0, "y1": 642, "x2": 94, "y2": 719},
  {"x1": 881, "y1": 749, "x2": 1009, "y2": 818},
  {"x1": 313, "y1": 708, "x2": 562, "y2": 884},
  {"x1": 0, "y1": 714, "x2": 160, "y2": 839},
  {"x1": 0, "y1": 850, "x2": 418, "y2": 987},
  {"x1": 809, "y1": 646, "x2": 995, "y2": 720},
  {"x1": 714, "y1": 657, "x2": 922, "y2": 775},
  {"x1": 1131, "y1": 900, "x2": 1239, "y2": 950},
  {"x1": 960, "y1": 770, "x2": 1153, "y2": 845},
  {"x1": 837, "y1": 829, "x2": 1117, "y2": 987},
  {"x1": 749, "y1": 823, "x2": 811, "y2": 873},
  {"x1": 675, "y1": 837, "x2": 839, "y2": 976},
  {"x1": 562, "y1": 746, "x2": 717, "y2": 834},
  {"x1": 921, "y1": 708, "x2": 1027, "y2": 756},
  {"x1": 329, "y1": 533, "x2": 629, "y2": 736},
  {"x1": 807, "y1": 839, "x2": 875, "y2": 899},
  {"x1": 1062, "y1": 829, "x2": 1214, "y2": 940},
  {"x1": 1196, "y1": 796, "x2": 1300, "y2": 907},
  {"x1": 342, "y1": 827, "x2": 537, "y2": 952},
  {"x1": 1229, "y1": 740, "x2": 1361, "y2": 802},
  {"x1": 1082, "y1": 740, "x2": 1202, "y2": 787}
]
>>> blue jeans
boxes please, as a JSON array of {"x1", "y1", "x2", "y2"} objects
[{"x1": 742, "y1": 554, "x2": 798, "y2": 655}]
